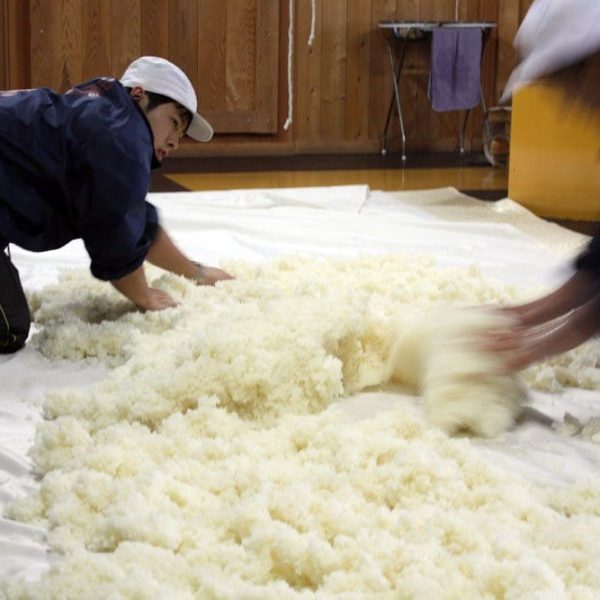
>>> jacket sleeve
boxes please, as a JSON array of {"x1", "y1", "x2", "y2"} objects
[
  {"x1": 70, "y1": 112, "x2": 160, "y2": 281},
  {"x1": 575, "y1": 230, "x2": 600, "y2": 285}
]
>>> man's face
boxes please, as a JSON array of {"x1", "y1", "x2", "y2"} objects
[{"x1": 144, "y1": 101, "x2": 188, "y2": 162}]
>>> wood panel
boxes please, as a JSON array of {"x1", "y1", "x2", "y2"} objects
[
  {"x1": 196, "y1": 0, "x2": 279, "y2": 133},
  {"x1": 4, "y1": 0, "x2": 30, "y2": 89},
  {"x1": 345, "y1": 0, "x2": 372, "y2": 142},
  {"x1": 26, "y1": 0, "x2": 277, "y2": 133},
  {"x1": 197, "y1": 0, "x2": 226, "y2": 111},
  {"x1": 368, "y1": 0, "x2": 396, "y2": 141},
  {"x1": 141, "y1": 0, "x2": 170, "y2": 58},
  {"x1": 169, "y1": 0, "x2": 197, "y2": 97},
  {"x1": 295, "y1": 0, "x2": 323, "y2": 144},
  {"x1": 111, "y1": 0, "x2": 142, "y2": 76},
  {"x1": 81, "y1": 0, "x2": 111, "y2": 79},
  {"x1": 496, "y1": 0, "x2": 520, "y2": 97},
  {"x1": 253, "y1": 0, "x2": 278, "y2": 132},
  {"x1": 30, "y1": 0, "x2": 74, "y2": 88},
  {"x1": 0, "y1": 0, "x2": 5, "y2": 89},
  {"x1": 6, "y1": 0, "x2": 536, "y2": 154},
  {"x1": 320, "y1": 0, "x2": 347, "y2": 141}
]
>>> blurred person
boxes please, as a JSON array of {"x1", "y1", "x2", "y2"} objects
[
  {"x1": 488, "y1": 0, "x2": 600, "y2": 371},
  {"x1": 0, "y1": 56, "x2": 232, "y2": 353}
]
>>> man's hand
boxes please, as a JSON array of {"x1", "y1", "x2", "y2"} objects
[
  {"x1": 483, "y1": 299, "x2": 600, "y2": 373},
  {"x1": 193, "y1": 264, "x2": 234, "y2": 286},
  {"x1": 111, "y1": 266, "x2": 177, "y2": 311},
  {"x1": 135, "y1": 288, "x2": 178, "y2": 311}
]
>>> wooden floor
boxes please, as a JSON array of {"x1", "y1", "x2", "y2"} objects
[
  {"x1": 151, "y1": 152, "x2": 508, "y2": 200},
  {"x1": 164, "y1": 166, "x2": 507, "y2": 194}
]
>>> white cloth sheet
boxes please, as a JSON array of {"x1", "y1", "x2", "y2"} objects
[{"x1": 0, "y1": 185, "x2": 597, "y2": 584}]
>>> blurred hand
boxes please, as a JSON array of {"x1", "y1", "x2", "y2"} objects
[
  {"x1": 482, "y1": 302, "x2": 600, "y2": 373},
  {"x1": 484, "y1": 326, "x2": 539, "y2": 373}
]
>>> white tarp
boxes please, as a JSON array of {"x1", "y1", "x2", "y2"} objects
[{"x1": 1, "y1": 185, "x2": 597, "y2": 588}]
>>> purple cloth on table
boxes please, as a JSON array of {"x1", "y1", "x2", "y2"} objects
[{"x1": 428, "y1": 27, "x2": 482, "y2": 112}]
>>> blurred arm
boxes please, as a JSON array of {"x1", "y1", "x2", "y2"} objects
[{"x1": 503, "y1": 270, "x2": 596, "y2": 326}]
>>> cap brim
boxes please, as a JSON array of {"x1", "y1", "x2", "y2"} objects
[{"x1": 187, "y1": 112, "x2": 214, "y2": 142}]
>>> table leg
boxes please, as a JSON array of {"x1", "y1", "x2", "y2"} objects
[
  {"x1": 480, "y1": 85, "x2": 491, "y2": 138},
  {"x1": 459, "y1": 110, "x2": 470, "y2": 154},
  {"x1": 382, "y1": 38, "x2": 409, "y2": 160}
]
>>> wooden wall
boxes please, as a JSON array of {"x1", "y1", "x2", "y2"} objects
[{"x1": 1, "y1": 0, "x2": 535, "y2": 157}]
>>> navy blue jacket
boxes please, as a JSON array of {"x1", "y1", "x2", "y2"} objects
[
  {"x1": 0, "y1": 78, "x2": 160, "y2": 280},
  {"x1": 576, "y1": 231, "x2": 600, "y2": 284}
]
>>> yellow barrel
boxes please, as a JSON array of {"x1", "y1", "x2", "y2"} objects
[{"x1": 508, "y1": 83, "x2": 600, "y2": 221}]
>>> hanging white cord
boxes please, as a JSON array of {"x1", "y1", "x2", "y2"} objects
[
  {"x1": 283, "y1": 0, "x2": 317, "y2": 130},
  {"x1": 308, "y1": 0, "x2": 316, "y2": 46},
  {"x1": 283, "y1": 0, "x2": 295, "y2": 130}
]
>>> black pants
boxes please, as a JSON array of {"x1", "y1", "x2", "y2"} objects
[{"x1": 0, "y1": 247, "x2": 31, "y2": 353}]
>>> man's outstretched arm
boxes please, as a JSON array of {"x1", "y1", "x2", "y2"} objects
[{"x1": 146, "y1": 225, "x2": 233, "y2": 285}]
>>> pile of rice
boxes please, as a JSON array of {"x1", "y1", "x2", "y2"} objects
[{"x1": 4, "y1": 255, "x2": 600, "y2": 598}]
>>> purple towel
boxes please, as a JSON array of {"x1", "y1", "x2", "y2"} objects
[{"x1": 428, "y1": 27, "x2": 482, "y2": 112}]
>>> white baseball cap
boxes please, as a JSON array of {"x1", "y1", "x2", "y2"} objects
[{"x1": 121, "y1": 56, "x2": 213, "y2": 142}]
